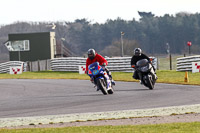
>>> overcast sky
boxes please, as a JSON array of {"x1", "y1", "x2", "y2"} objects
[{"x1": 1, "y1": 0, "x2": 200, "y2": 25}]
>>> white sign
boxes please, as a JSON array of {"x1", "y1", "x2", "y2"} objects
[
  {"x1": 10, "y1": 67, "x2": 23, "y2": 74},
  {"x1": 192, "y1": 62, "x2": 200, "y2": 73},
  {"x1": 79, "y1": 65, "x2": 86, "y2": 74}
]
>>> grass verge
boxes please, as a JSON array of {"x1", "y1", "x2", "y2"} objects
[
  {"x1": 0, "y1": 122, "x2": 200, "y2": 133},
  {"x1": 0, "y1": 70, "x2": 199, "y2": 85}
]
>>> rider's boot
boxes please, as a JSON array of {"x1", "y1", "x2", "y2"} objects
[
  {"x1": 109, "y1": 75, "x2": 115, "y2": 86},
  {"x1": 152, "y1": 71, "x2": 158, "y2": 80},
  {"x1": 155, "y1": 74, "x2": 158, "y2": 80},
  {"x1": 107, "y1": 71, "x2": 115, "y2": 86},
  {"x1": 111, "y1": 80, "x2": 115, "y2": 86}
]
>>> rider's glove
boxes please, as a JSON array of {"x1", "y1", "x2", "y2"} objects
[
  {"x1": 131, "y1": 65, "x2": 135, "y2": 68},
  {"x1": 102, "y1": 63, "x2": 106, "y2": 66},
  {"x1": 102, "y1": 63, "x2": 106, "y2": 70}
]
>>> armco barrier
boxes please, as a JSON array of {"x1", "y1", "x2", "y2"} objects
[
  {"x1": 51, "y1": 57, "x2": 87, "y2": 72},
  {"x1": 50, "y1": 57, "x2": 133, "y2": 72},
  {"x1": 177, "y1": 55, "x2": 200, "y2": 71},
  {"x1": 0, "y1": 61, "x2": 24, "y2": 73},
  {"x1": 0, "y1": 57, "x2": 157, "y2": 73},
  {"x1": 51, "y1": 57, "x2": 157, "y2": 72}
]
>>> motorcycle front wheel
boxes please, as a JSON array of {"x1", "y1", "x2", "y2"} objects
[
  {"x1": 97, "y1": 78, "x2": 108, "y2": 95},
  {"x1": 144, "y1": 75, "x2": 154, "y2": 90}
]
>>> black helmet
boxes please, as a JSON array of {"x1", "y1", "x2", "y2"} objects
[
  {"x1": 134, "y1": 48, "x2": 142, "y2": 56},
  {"x1": 88, "y1": 48, "x2": 96, "y2": 60}
]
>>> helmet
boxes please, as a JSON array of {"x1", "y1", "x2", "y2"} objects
[
  {"x1": 134, "y1": 48, "x2": 142, "y2": 56},
  {"x1": 88, "y1": 49, "x2": 96, "y2": 60}
]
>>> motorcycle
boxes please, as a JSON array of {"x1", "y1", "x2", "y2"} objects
[
  {"x1": 88, "y1": 62, "x2": 114, "y2": 95},
  {"x1": 134, "y1": 59, "x2": 157, "y2": 90}
]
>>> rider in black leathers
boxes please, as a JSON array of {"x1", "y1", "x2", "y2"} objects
[{"x1": 131, "y1": 48, "x2": 152, "y2": 81}]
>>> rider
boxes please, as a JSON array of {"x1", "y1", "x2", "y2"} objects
[
  {"x1": 86, "y1": 48, "x2": 115, "y2": 86},
  {"x1": 131, "y1": 48, "x2": 157, "y2": 83}
]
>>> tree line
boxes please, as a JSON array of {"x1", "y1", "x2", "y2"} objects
[{"x1": 1, "y1": 11, "x2": 200, "y2": 62}]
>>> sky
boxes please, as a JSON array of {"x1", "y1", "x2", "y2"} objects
[{"x1": 1, "y1": 0, "x2": 200, "y2": 25}]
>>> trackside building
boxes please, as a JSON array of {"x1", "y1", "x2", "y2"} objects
[{"x1": 5, "y1": 32, "x2": 56, "y2": 61}]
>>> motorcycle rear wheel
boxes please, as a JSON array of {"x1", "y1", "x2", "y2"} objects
[{"x1": 97, "y1": 78, "x2": 108, "y2": 95}]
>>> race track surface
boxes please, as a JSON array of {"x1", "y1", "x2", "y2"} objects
[{"x1": 0, "y1": 79, "x2": 200, "y2": 118}]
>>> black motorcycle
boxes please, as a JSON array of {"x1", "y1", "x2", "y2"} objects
[{"x1": 135, "y1": 59, "x2": 157, "y2": 90}]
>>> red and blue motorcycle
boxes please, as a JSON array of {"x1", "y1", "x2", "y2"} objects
[{"x1": 88, "y1": 62, "x2": 114, "y2": 95}]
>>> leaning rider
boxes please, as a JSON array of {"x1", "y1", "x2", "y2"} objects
[
  {"x1": 131, "y1": 48, "x2": 157, "y2": 83},
  {"x1": 86, "y1": 48, "x2": 115, "y2": 86}
]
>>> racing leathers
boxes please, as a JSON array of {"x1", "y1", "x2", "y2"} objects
[{"x1": 131, "y1": 53, "x2": 151, "y2": 80}]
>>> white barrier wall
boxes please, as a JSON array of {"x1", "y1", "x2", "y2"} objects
[
  {"x1": 192, "y1": 62, "x2": 200, "y2": 73},
  {"x1": 177, "y1": 55, "x2": 200, "y2": 71},
  {"x1": 51, "y1": 57, "x2": 86, "y2": 72},
  {"x1": 50, "y1": 57, "x2": 132, "y2": 72},
  {"x1": 0, "y1": 57, "x2": 158, "y2": 73},
  {"x1": 0, "y1": 61, "x2": 24, "y2": 73},
  {"x1": 51, "y1": 57, "x2": 157, "y2": 72}
]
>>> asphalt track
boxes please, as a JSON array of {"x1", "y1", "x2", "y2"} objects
[{"x1": 0, "y1": 79, "x2": 200, "y2": 119}]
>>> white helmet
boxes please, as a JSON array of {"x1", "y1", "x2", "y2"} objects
[{"x1": 134, "y1": 48, "x2": 142, "y2": 56}]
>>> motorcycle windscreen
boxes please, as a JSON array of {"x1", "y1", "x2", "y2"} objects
[
  {"x1": 140, "y1": 64, "x2": 150, "y2": 72},
  {"x1": 88, "y1": 62, "x2": 101, "y2": 76},
  {"x1": 136, "y1": 59, "x2": 149, "y2": 67}
]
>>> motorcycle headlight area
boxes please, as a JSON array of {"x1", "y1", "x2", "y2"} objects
[
  {"x1": 141, "y1": 66, "x2": 149, "y2": 72},
  {"x1": 92, "y1": 70, "x2": 99, "y2": 75}
]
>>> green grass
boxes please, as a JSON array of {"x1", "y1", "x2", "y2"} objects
[
  {"x1": 0, "y1": 70, "x2": 199, "y2": 85},
  {"x1": 112, "y1": 70, "x2": 200, "y2": 85},
  {"x1": 156, "y1": 70, "x2": 200, "y2": 85},
  {"x1": 1, "y1": 122, "x2": 200, "y2": 133},
  {"x1": 0, "y1": 71, "x2": 90, "y2": 80}
]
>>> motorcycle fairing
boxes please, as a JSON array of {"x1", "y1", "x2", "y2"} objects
[{"x1": 88, "y1": 62, "x2": 103, "y2": 76}]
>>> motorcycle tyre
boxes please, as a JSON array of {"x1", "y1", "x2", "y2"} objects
[
  {"x1": 97, "y1": 78, "x2": 108, "y2": 95},
  {"x1": 144, "y1": 75, "x2": 154, "y2": 90},
  {"x1": 107, "y1": 88, "x2": 114, "y2": 94}
]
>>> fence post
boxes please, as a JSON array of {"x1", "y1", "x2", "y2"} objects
[
  {"x1": 170, "y1": 54, "x2": 172, "y2": 70},
  {"x1": 38, "y1": 60, "x2": 40, "y2": 71},
  {"x1": 45, "y1": 60, "x2": 48, "y2": 71},
  {"x1": 157, "y1": 57, "x2": 159, "y2": 70},
  {"x1": 30, "y1": 62, "x2": 32, "y2": 72},
  {"x1": 27, "y1": 62, "x2": 30, "y2": 71}
]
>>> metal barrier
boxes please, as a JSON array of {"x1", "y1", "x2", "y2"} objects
[
  {"x1": 51, "y1": 57, "x2": 86, "y2": 72},
  {"x1": 0, "y1": 57, "x2": 157, "y2": 73},
  {"x1": 50, "y1": 57, "x2": 132, "y2": 72},
  {"x1": 0, "y1": 61, "x2": 24, "y2": 73},
  {"x1": 51, "y1": 57, "x2": 157, "y2": 72},
  {"x1": 177, "y1": 55, "x2": 200, "y2": 71}
]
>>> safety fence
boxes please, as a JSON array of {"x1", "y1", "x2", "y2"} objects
[
  {"x1": 50, "y1": 57, "x2": 133, "y2": 72},
  {"x1": 50, "y1": 57, "x2": 157, "y2": 72},
  {"x1": 0, "y1": 57, "x2": 158, "y2": 73},
  {"x1": 0, "y1": 61, "x2": 24, "y2": 73},
  {"x1": 176, "y1": 55, "x2": 200, "y2": 71}
]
